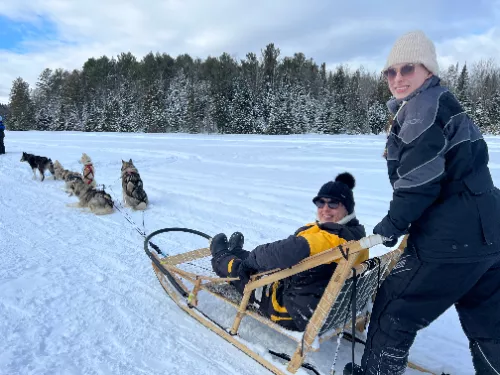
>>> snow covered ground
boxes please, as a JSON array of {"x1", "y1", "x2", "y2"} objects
[{"x1": 3, "y1": 130, "x2": 499, "y2": 375}]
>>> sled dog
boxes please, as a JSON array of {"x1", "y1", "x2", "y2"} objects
[
  {"x1": 20, "y1": 152, "x2": 55, "y2": 181},
  {"x1": 61, "y1": 168, "x2": 84, "y2": 193},
  {"x1": 68, "y1": 179, "x2": 114, "y2": 215},
  {"x1": 53, "y1": 160, "x2": 66, "y2": 180},
  {"x1": 121, "y1": 159, "x2": 148, "y2": 210},
  {"x1": 80, "y1": 153, "x2": 96, "y2": 187}
]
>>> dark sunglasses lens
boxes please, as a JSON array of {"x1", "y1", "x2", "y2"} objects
[
  {"x1": 314, "y1": 200, "x2": 325, "y2": 208},
  {"x1": 384, "y1": 68, "x2": 397, "y2": 79},
  {"x1": 401, "y1": 64, "x2": 415, "y2": 76},
  {"x1": 327, "y1": 202, "x2": 340, "y2": 209},
  {"x1": 315, "y1": 200, "x2": 339, "y2": 209}
]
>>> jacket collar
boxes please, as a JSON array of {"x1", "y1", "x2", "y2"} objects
[
  {"x1": 387, "y1": 75, "x2": 441, "y2": 114},
  {"x1": 316, "y1": 211, "x2": 357, "y2": 227}
]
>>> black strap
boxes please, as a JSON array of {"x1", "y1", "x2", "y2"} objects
[{"x1": 339, "y1": 244, "x2": 349, "y2": 260}]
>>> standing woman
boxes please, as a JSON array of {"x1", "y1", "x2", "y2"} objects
[
  {"x1": 0, "y1": 115, "x2": 5, "y2": 154},
  {"x1": 345, "y1": 30, "x2": 500, "y2": 375}
]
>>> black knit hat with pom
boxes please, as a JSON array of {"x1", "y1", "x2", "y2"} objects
[{"x1": 312, "y1": 172, "x2": 356, "y2": 214}]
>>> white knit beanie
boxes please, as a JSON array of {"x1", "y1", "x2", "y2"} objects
[{"x1": 384, "y1": 30, "x2": 439, "y2": 76}]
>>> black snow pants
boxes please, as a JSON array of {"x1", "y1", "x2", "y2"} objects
[
  {"x1": 360, "y1": 244, "x2": 500, "y2": 375},
  {"x1": 0, "y1": 130, "x2": 5, "y2": 154}
]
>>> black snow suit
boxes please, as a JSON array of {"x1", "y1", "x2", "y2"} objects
[
  {"x1": 212, "y1": 216, "x2": 366, "y2": 331},
  {"x1": 361, "y1": 76, "x2": 500, "y2": 374}
]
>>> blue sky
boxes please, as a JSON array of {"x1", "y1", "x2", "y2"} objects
[
  {"x1": 0, "y1": 15, "x2": 59, "y2": 52},
  {"x1": 0, "y1": 0, "x2": 499, "y2": 103}
]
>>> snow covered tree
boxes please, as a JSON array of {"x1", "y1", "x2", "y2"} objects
[
  {"x1": 143, "y1": 80, "x2": 168, "y2": 133},
  {"x1": 345, "y1": 70, "x2": 368, "y2": 134},
  {"x1": 456, "y1": 64, "x2": 473, "y2": 115},
  {"x1": 231, "y1": 76, "x2": 255, "y2": 134},
  {"x1": 267, "y1": 83, "x2": 294, "y2": 135},
  {"x1": 368, "y1": 101, "x2": 388, "y2": 134},
  {"x1": 440, "y1": 63, "x2": 459, "y2": 91},
  {"x1": 486, "y1": 89, "x2": 500, "y2": 134},
  {"x1": 472, "y1": 97, "x2": 488, "y2": 128},
  {"x1": 165, "y1": 71, "x2": 188, "y2": 132},
  {"x1": 9, "y1": 77, "x2": 35, "y2": 130}
]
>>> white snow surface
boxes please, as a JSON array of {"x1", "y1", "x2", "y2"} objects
[{"x1": 3, "y1": 131, "x2": 498, "y2": 375}]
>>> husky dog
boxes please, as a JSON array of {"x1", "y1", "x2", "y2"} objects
[
  {"x1": 64, "y1": 171, "x2": 84, "y2": 194},
  {"x1": 121, "y1": 159, "x2": 148, "y2": 210},
  {"x1": 68, "y1": 179, "x2": 114, "y2": 215},
  {"x1": 56, "y1": 166, "x2": 84, "y2": 193},
  {"x1": 80, "y1": 153, "x2": 96, "y2": 187},
  {"x1": 53, "y1": 160, "x2": 66, "y2": 180},
  {"x1": 20, "y1": 152, "x2": 55, "y2": 181}
]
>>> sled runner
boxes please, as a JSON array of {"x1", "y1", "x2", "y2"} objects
[{"x1": 144, "y1": 229, "x2": 436, "y2": 375}]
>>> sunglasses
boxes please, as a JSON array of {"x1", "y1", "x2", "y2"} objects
[
  {"x1": 314, "y1": 199, "x2": 341, "y2": 209},
  {"x1": 383, "y1": 64, "x2": 416, "y2": 80}
]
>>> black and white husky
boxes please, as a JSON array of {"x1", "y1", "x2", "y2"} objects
[{"x1": 20, "y1": 152, "x2": 55, "y2": 181}]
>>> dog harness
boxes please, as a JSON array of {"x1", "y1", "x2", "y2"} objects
[{"x1": 83, "y1": 164, "x2": 94, "y2": 185}]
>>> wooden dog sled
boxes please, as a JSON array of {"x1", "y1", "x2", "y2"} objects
[{"x1": 144, "y1": 228, "x2": 437, "y2": 375}]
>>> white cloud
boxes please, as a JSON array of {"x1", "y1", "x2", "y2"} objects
[
  {"x1": 0, "y1": 0, "x2": 499, "y2": 103},
  {"x1": 436, "y1": 27, "x2": 500, "y2": 69}
]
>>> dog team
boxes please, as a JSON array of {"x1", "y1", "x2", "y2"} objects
[{"x1": 20, "y1": 151, "x2": 149, "y2": 215}]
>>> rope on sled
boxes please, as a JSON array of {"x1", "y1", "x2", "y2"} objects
[{"x1": 98, "y1": 183, "x2": 165, "y2": 256}]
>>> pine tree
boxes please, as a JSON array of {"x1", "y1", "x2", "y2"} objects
[
  {"x1": 143, "y1": 80, "x2": 168, "y2": 133},
  {"x1": 267, "y1": 83, "x2": 293, "y2": 135},
  {"x1": 367, "y1": 101, "x2": 388, "y2": 134},
  {"x1": 441, "y1": 63, "x2": 459, "y2": 91},
  {"x1": 231, "y1": 76, "x2": 254, "y2": 134},
  {"x1": 0, "y1": 104, "x2": 10, "y2": 121},
  {"x1": 456, "y1": 64, "x2": 473, "y2": 115},
  {"x1": 8, "y1": 77, "x2": 35, "y2": 130},
  {"x1": 487, "y1": 89, "x2": 500, "y2": 134},
  {"x1": 291, "y1": 85, "x2": 309, "y2": 134},
  {"x1": 375, "y1": 73, "x2": 392, "y2": 104},
  {"x1": 165, "y1": 71, "x2": 188, "y2": 132},
  {"x1": 472, "y1": 97, "x2": 488, "y2": 128},
  {"x1": 345, "y1": 70, "x2": 367, "y2": 134}
]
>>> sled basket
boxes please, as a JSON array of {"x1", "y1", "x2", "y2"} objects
[{"x1": 145, "y1": 230, "x2": 408, "y2": 375}]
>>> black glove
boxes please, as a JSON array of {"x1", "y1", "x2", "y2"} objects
[
  {"x1": 380, "y1": 236, "x2": 398, "y2": 247},
  {"x1": 373, "y1": 215, "x2": 406, "y2": 247},
  {"x1": 231, "y1": 259, "x2": 258, "y2": 285}
]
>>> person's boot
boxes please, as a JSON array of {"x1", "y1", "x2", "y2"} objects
[
  {"x1": 229, "y1": 232, "x2": 244, "y2": 252},
  {"x1": 343, "y1": 363, "x2": 364, "y2": 375},
  {"x1": 210, "y1": 233, "x2": 229, "y2": 258},
  {"x1": 210, "y1": 233, "x2": 232, "y2": 277}
]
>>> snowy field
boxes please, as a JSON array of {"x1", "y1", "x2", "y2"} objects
[{"x1": 3, "y1": 131, "x2": 499, "y2": 375}]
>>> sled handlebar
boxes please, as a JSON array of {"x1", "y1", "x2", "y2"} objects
[{"x1": 359, "y1": 234, "x2": 391, "y2": 248}]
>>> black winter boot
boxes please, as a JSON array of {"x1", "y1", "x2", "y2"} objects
[
  {"x1": 229, "y1": 232, "x2": 244, "y2": 252},
  {"x1": 343, "y1": 363, "x2": 363, "y2": 375},
  {"x1": 210, "y1": 233, "x2": 233, "y2": 278},
  {"x1": 210, "y1": 233, "x2": 229, "y2": 258}
]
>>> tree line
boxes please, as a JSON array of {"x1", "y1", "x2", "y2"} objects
[{"x1": 4, "y1": 43, "x2": 500, "y2": 135}]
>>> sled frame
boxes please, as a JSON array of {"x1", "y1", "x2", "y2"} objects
[{"x1": 147, "y1": 233, "x2": 418, "y2": 374}]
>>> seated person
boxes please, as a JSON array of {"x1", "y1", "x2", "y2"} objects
[{"x1": 210, "y1": 172, "x2": 368, "y2": 331}]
